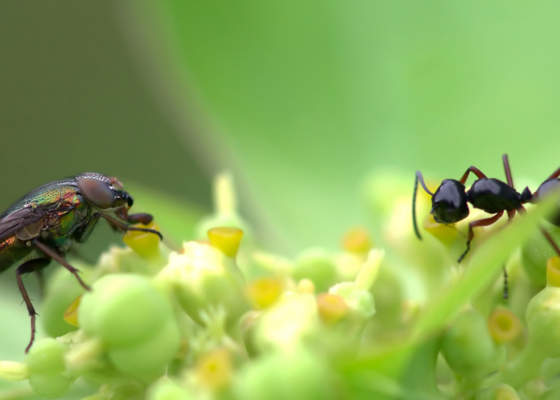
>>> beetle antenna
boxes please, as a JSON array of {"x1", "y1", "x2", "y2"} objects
[{"x1": 413, "y1": 171, "x2": 433, "y2": 240}]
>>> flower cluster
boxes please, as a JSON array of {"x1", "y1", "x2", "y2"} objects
[
  {"x1": 1, "y1": 170, "x2": 560, "y2": 399},
  {"x1": 0, "y1": 173, "x2": 380, "y2": 399}
]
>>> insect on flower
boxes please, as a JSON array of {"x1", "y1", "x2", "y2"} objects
[{"x1": 0, "y1": 173, "x2": 162, "y2": 352}]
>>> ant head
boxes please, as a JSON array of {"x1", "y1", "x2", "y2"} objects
[{"x1": 431, "y1": 179, "x2": 470, "y2": 224}]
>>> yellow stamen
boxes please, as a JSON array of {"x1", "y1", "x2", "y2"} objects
[
  {"x1": 316, "y1": 293, "x2": 348, "y2": 325},
  {"x1": 547, "y1": 256, "x2": 560, "y2": 287},
  {"x1": 63, "y1": 295, "x2": 82, "y2": 327},
  {"x1": 196, "y1": 348, "x2": 233, "y2": 390},
  {"x1": 207, "y1": 227, "x2": 243, "y2": 258},
  {"x1": 123, "y1": 222, "x2": 161, "y2": 260},
  {"x1": 342, "y1": 227, "x2": 372, "y2": 254},
  {"x1": 487, "y1": 308, "x2": 522, "y2": 344},
  {"x1": 423, "y1": 214, "x2": 457, "y2": 245},
  {"x1": 246, "y1": 277, "x2": 283, "y2": 310}
]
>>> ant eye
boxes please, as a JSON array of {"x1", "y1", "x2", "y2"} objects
[
  {"x1": 127, "y1": 195, "x2": 134, "y2": 208},
  {"x1": 78, "y1": 178, "x2": 114, "y2": 209}
]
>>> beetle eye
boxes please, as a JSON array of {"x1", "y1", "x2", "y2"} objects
[
  {"x1": 127, "y1": 195, "x2": 134, "y2": 208},
  {"x1": 78, "y1": 178, "x2": 114, "y2": 209}
]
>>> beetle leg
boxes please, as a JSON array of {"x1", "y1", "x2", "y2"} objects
[
  {"x1": 114, "y1": 208, "x2": 153, "y2": 226},
  {"x1": 36, "y1": 269, "x2": 45, "y2": 299},
  {"x1": 458, "y1": 211, "x2": 504, "y2": 263},
  {"x1": 97, "y1": 213, "x2": 163, "y2": 240},
  {"x1": 127, "y1": 213, "x2": 154, "y2": 225},
  {"x1": 31, "y1": 239, "x2": 91, "y2": 291},
  {"x1": 16, "y1": 258, "x2": 50, "y2": 353},
  {"x1": 459, "y1": 166, "x2": 488, "y2": 185}
]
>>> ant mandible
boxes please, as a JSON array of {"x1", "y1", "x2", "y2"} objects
[{"x1": 412, "y1": 155, "x2": 533, "y2": 263}]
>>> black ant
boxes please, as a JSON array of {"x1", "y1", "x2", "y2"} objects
[
  {"x1": 413, "y1": 155, "x2": 560, "y2": 299},
  {"x1": 413, "y1": 154, "x2": 532, "y2": 263},
  {"x1": 412, "y1": 155, "x2": 534, "y2": 299}
]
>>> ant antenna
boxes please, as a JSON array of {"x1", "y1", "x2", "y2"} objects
[
  {"x1": 413, "y1": 171, "x2": 434, "y2": 240},
  {"x1": 502, "y1": 266, "x2": 509, "y2": 300}
]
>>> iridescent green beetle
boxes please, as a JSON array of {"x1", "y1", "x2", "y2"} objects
[{"x1": 0, "y1": 172, "x2": 162, "y2": 352}]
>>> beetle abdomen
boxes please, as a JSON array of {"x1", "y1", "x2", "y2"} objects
[{"x1": 0, "y1": 234, "x2": 33, "y2": 273}]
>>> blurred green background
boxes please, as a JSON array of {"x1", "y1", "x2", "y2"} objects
[{"x1": 1, "y1": 0, "x2": 560, "y2": 368}]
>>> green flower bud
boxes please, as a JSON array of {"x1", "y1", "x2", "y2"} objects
[
  {"x1": 42, "y1": 263, "x2": 92, "y2": 337},
  {"x1": 97, "y1": 245, "x2": 161, "y2": 277},
  {"x1": 441, "y1": 310, "x2": 505, "y2": 380},
  {"x1": 28, "y1": 373, "x2": 73, "y2": 399},
  {"x1": 107, "y1": 319, "x2": 180, "y2": 382},
  {"x1": 334, "y1": 253, "x2": 364, "y2": 283},
  {"x1": 329, "y1": 283, "x2": 375, "y2": 320},
  {"x1": 233, "y1": 348, "x2": 330, "y2": 400},
  {"x1": 292, "y1": 249, "x2": 338, "y2": 293},
  {"x1": 160, "y1": 242, "x2": 247, "y2": 327},
  {"x1": 354, "y1": 249, "x2": 384, "y2": 291},
  {"x1": 255, "y1": 294, "x2": 319, "y2": 351},
  {"x1": 521, "y1": 223, "x2": 560, "y2": 286},
  {"x1": 475, "y1": 384, "x2": 520, "y2": 400},
  {"x1": 79, "y1": 274, "x2": 174, "y2": 347},
  {"x1": 0, "y1": 361, "x2": 28, "y2": 381},
  {"x1": 148, "y1": 379, "x2": 192, "y2": 400},
  {"x1": 526, "y1": 286, "x2": 560, "y2": 358},
  {"x1": 26, "y1": 338, "x2": 66, "y2": 376}
]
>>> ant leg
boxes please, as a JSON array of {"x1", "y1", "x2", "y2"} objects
[
  {"x1": 31, "y1": 240, "x2": 91, "y2": 291},
  {"x1": 502, "y1": 154, "x2": 515, "y2": 189},
  {"x1": 458, "y1": 211, "x2": 504, "y2": 263},
  {"x1": 502, "y1": 266, "x2": 509, "y2": 300},
  {"x1": 412, "y1": 171, "x2": 433, "y2": 240},
  {"x1": 545, "y1": 166, "x2": 560, "y2": 181},
  {"x1": 520, "y1": 204, "x2": 560, "y2": 257},
  {"x1": 539, "y1": 228, "x2": 560, "y2": 257},
  {"x1": 459, "y1": 167, "x2": 488, "y2": 185},
  {"x1": 16, "y1": 258, "x2": 50, "y2": 353},
  {"x1": 498, "y1": 209, "x2": 517, "y2": 300}
]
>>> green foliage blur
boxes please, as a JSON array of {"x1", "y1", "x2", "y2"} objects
[{"x1": 3, "y1": 1, "x2": 560, "y2": 399}]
